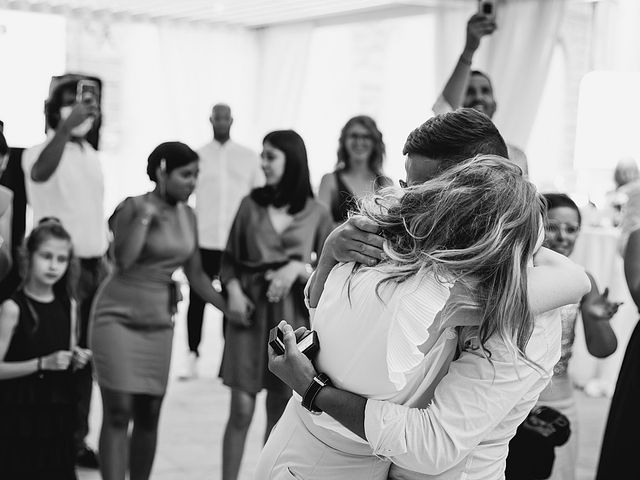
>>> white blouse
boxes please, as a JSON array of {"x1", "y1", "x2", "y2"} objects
[
  {"x1": 303, "y1": 263, "x2": 562, "y2": 480},
  {"x1": 303, "y1": 262, "x2": 479, "y2": 442}
]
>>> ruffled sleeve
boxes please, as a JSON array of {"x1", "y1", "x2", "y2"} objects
[{"x1": 386, "y1": 273, "x2": 453, "y2": 390}]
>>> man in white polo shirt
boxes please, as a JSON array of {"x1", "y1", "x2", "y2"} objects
[
  {"x1": 183, "y1": 103, "x2": 262, "y2": 378},
  {"x1": 22, "y1": 77, "x2": 108, "y2": 469}
]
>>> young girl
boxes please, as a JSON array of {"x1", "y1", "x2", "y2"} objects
[{"x1": 0, "y1": 219, "x2": 91, "y2": 480}]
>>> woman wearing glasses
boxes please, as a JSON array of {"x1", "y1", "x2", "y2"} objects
[
  {"x1": 507, "y1": 193, "x2": 619, "y2": 480},
  {"x1": 318, "y1": 116, "x2": 392, "y2": 225}
]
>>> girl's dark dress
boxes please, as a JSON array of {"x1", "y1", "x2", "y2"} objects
[{"x1": 0, "y1": 290, "x2": 77, "y2": 480}]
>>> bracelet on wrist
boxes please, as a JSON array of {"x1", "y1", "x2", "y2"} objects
[
  {"x1": 37, "y1": 357, "x2": 42, "y2": 372},
  {"x1": 459, "y1": 54, "x2": 472, "y2": 66},
  {"x1": 301, "y1": 373, "x2": 332, "y2": 415}
]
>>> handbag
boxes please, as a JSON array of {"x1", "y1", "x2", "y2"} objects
[{"x1": 505, "y1": 406, "x2": 571, "y2": 480}]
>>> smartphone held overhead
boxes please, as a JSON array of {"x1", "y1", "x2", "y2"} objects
[
  {"x1": 478, "y1": 0, "x2": 496, "y2": 21},
  {"x1": 77, "y1": 79, "x2": 99, "y2": 104}
]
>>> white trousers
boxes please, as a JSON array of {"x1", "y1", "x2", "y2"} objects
[{"x1": 255, "y1": 398, "x2": 391, "y2": 479}]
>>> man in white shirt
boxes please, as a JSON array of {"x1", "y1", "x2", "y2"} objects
[
  {"x1": 184, "y1": 103, "x2": 262, "y2": 378},
  {"x1": 433, "y1": 13, "x2": 529, "y2": 177},
  {"x1": 267, "y1": 110, "x2": 589, "y2": 479},
  {"x1": 22, "y1": 78, "x2": 108, "y2": 469}
]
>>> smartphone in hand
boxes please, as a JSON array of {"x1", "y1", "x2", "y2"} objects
[
  {"x1": 76, "y1": 79, "x2": 99, "y2": 104},
  {"x1": 478, "y1": 0, "x2": 497, "y2": 21}
]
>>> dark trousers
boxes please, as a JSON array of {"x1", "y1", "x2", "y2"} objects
[
  {"x1": 74, "y1": 256, "x2": 110, "y2": 450},
  {"x1": 186, "y1": 249, "x2": 223, "y2": 356}
]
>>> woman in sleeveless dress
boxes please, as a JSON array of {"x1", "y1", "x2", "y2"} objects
[
  {"x1": 0, "y1": 220, "x2": 90, "y2": 480},
  {"x1": 318, "y1": 116, "x2": 392, "y2": 225},
  {"x1": 90, "y1": 142, "x2": 234, "y2": 480},
  {"x1": 506, "y1": 194, "x2": 619, "y2": 480}
]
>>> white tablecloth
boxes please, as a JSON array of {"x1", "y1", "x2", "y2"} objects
[{"x1": 568, "y1": 226, "x2": 638, "y2": 394}]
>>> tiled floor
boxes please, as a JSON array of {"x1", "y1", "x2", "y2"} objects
[{"x1": 79, "y1": 305, "x2": 612, "y2": 480}]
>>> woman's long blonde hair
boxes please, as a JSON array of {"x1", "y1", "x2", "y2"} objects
[{"x1": 358, "y1": 155, "x2": 544, "y2": 363}]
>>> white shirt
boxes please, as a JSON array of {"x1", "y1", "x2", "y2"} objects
[
  {"x1": 302, "y1": 264, "x2": 480, "y2": 443},
  {"x1": 22, "y1": 137, "x2": 107, "y2": 258},
  {"x1": 364, "y1": 307, "x2": 561, "y2": 480},
  {"x1": 195, "y1": 139, "x2": 263, "y2": 250}
]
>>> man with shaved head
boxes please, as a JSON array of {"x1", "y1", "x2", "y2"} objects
[{"x1": 183, "y1": 104, "x2": 263, "y2": 378}]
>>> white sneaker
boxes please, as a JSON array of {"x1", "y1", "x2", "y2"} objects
[{"x1": 179, "y1": 352, "x2": 198, "y2": 380}]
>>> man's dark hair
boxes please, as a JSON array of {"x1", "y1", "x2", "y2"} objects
[{"x1": 402, "y1": 108, "x2": 508, "y2": 171}]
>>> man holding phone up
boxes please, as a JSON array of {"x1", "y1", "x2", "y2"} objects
[
  {"x1": 433, "y1": 7, "x2": 529, "y2": 177},
  {"x1": 22, "y1": 76, "x2": 108, "y2": 469}
]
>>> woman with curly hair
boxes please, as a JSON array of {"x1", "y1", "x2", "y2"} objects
[{"x1": 318, "y1": 115, "x2": 392, "y2": 224}]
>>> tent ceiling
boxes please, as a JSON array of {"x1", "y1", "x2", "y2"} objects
[{"x1": 0, "y1": 0, "x2": 474, "y2": 27}]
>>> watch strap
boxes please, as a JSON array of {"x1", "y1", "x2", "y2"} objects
[{"x1": 301, "y1": 373, "x2": 332, "y2": 414}]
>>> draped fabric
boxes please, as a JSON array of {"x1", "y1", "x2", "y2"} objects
[{"x1": 434, "y1": 0, "x2": 566, "y2": 150}]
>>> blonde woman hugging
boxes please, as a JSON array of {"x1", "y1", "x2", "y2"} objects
[{"x1": 259, "y1": 155, "x2": 589, "y2": 480}]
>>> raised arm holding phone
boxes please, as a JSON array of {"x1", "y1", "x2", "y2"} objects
[
  {"x1": 433, "y1": 6, "x2": 530, "y2": 177},
  {"x1": 22, "y1": 77, "x2": 108, "y2": 469},
  {"x1": 31, "y1": 81, "x2": 99, "y2": 183}
]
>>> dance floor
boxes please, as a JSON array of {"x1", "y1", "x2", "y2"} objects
[{"x1": 78, "y1": 302, "x2": 611, "y2": 480}]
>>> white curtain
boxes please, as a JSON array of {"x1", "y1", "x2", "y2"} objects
[
  {"x1": 66, "y1": 19, "x2": 259, "y2": 212},
  {"x1": 592, "y1": 0, "x2": 640, "y2": 72},
  {"x1": 252, "y1": 23, "x2": 314, "y2": 139},
  {"x1": 435, "y1": 0, "x2": 567, "y2": 149},
  {"x1": 0, "y1": 9, "x2": 66, "y2": 148}
]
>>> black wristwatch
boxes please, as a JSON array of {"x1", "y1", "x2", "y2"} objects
[{"x1": 301, "y1": 373, "x2": 332, "y2": 415}]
